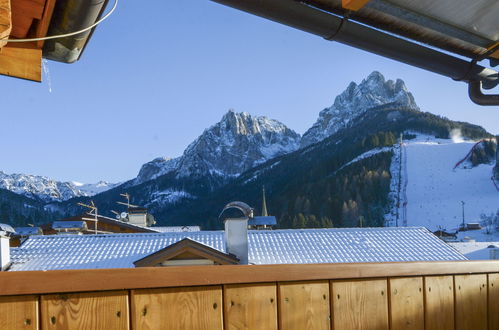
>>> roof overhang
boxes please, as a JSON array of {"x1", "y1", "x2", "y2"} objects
[
  {"x1": 211, "y1": 0, "x2": 499, "y2": 105},
  {"x1": 0, "y1": 0, "x2": 110, "y2": 82}
]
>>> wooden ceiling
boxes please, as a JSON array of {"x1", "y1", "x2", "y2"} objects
[{"x1": 0, "y1": 0, "x2": 56, "y2": 82}]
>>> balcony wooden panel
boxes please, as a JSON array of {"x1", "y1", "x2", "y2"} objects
[
  {"x1": 455, "y1": 274, "x2": 488, "y2": 330},
  {"x1": 40, "y1": 291, "x2": 129, "y2": 330},
  {"x1": 130, "y1": 286, "x2": 223, "y2": 330},
  {"x1": 224, "y1": 283, "x2": 278, "y2": 330},
  {"x1": 423, "y1": 276, "x2": 454, "y2": 330},
  {"x1": 278, "y1": 281, "x2": 330, "y2": 330},
  {"x1": 389, "y1": 277, "x2": 424, "y2": 330},
  {"x1": 489, "y1": 273, "x2": 499, "y2": 330},
  {"x1": 332, "y1": 279, "x2": 388, "y2": 330},
  {"x1": 0, "y1": 295, "x2": 38, "y2": 329},
  {"x1": 0, "y1": 262, "x2": 497, "y2": 330}
]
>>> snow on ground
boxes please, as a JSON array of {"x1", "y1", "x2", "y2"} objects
[
  {"x1": 449, "y1": 241, "x2": 499, "y2": 260},
  {"x1": 389, "y1": 135, "x2": 498, "y2": 232}
]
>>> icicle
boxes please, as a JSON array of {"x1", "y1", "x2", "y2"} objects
[{"x1": 42, "y1": 59, "x2": 52, "y2": 93}]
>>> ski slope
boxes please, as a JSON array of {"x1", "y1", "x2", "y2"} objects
[{"x1": 393, "y1": 136, "x2": 498, "y2": 232}]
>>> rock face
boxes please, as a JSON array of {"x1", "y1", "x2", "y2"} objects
[
  {"x1": 135, "y1": 110, "x2": 301, "y2": 182},
  {"x1": 0, "y1": 172, "x2": 116, "y2": 202},
  {"x1": 300, "y1": 71, "x2": 419, "y2": 148}
]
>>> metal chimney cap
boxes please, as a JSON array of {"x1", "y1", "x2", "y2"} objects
[{"x1": 219, "y1": 201, "x2": 254, "y2": 220}]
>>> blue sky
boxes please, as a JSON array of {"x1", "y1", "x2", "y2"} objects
[{"x1": 1, "y1": 0, "x2": 498, "y2": 183}]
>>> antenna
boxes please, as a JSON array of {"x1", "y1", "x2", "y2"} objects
[
  {"x1": 117, "y1": 193, "x2": 139, "y2": 208},
  {"x1": 78, "y1": 201, "x2": 98, "y2": 234}
]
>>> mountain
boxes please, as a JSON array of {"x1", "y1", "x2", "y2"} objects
[
  {"x1": 0, "y1": 171, "x2": 116, "y2": 203},
  {"x1": 160, "y1": 108, "x2": 494, "y2": 230},
  {"x1": 135, "y1": 110, "x2": 301, "y2": 184},
  {"x1": 301, "y1": 71, "x2": 419, "y2": 147},
  {"x1": 71, "y1": 181, "x2": 120, "y2": 196},
  {"x1": 1, "y1": 72, "x2": 496, "y2": 230}
]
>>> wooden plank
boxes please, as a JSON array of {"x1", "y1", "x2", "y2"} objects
[
  {"x1": 0, "y1": 295, "x2": 38, "y2": 329},
  {"x1": 332, "y1": 279, "x2": 388, "y2": 330},
  {"x1": 278, "y1": 281, "x2": 330, "y2": 330},
  {"x1": 11, "y1": 0, "x2": 45, "y2": 20},
  {"x1": 489, "y1": 273, "x2": 499, "y2": 330},
  {"x1": 10, "y1": 12, "x2": 34, "y2": 38},
  {"x1": 455, "y1": 274, "x2": 487, "y2": 330},
  {"x1": 131, "y1": 286, "x2": 223, "y2": 330},
  {"x1": 224, "y1": 283, "x2": 277, "y2": 330},
  {"x1": 40, "y1": 291, "x2": 129, "y2": 329},
  {"x1": 35, "y1": 0, "x2": 56, "y2": 48},
  {"x1": 342, "y1": 0, "x2": 370, "y2": 11},
  {"x1": 389, "y1": 277, "x2": 424, "y2": 330},
  {"x1": 0, "y1": 261, "x2": 498, "y2": 296},
  {"x1": 0, "y1": 0, "x2": 11, "y2": 48},
  {"x1": 424, "y1": 276, "x2": 454, "y2": 330},
  {"x1": 0, "y1": 44, "x2": 41, "y2": 81}
]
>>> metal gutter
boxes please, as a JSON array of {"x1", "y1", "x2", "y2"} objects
[
  {"x1": 468, "y1": 81, "x2": 499, "y2": 106},
  {"x1": 43, "y1": 0, "x2": 110, "y2": 63},
  {"x1": 210, "y1": 0, "x2": 499, "y2": 104}
]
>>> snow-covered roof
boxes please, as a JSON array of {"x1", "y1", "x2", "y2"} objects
[
  {"x1": 52, "y1": 221, "x2": 87, "y2": 230},
  {"x1": 149, "y1": 226, "x2": 201, "y2": 233},
  {"x1": 449, "y1": 241, "x2": 499, "y2": 260},
  {"x1": 14, "y1": 227, "x2": 43, "y2": 236},
  {"x1": 249, "y1": 216, "x2": 277, "y2": 226},
  {"x1": 9, "y1": 227, "x2": 466, "y2": 271}
]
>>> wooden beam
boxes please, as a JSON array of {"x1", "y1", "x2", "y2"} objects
[
  {"x1": 342, "y1": 0, "x2": 370, "y2": 11},
  {"x1": 0, "y1": 261, "x2": 497, "y2": 296},
  {"x1": 0, "y1": 0, "x2": 11, "y2": 49},
  {"x1": 0, "y1": 44, "x2": 42, "y2": 81},
  {"x1": 35, "y1": 0, "x2": 56, "y2": 48}
]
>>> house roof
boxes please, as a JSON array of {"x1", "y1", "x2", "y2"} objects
[
  {"x1": 249, "y1": 216, "x2": 277, "y2": 226},
  {"x1": 52, "y1": 221, "x2": 87, "y2": 230},
  {"x1": 9, "y1": 227, "x2": 466, "y2": 271},
  {"x1": 133, "y1": 238, "x2": 239, "y2": 267},
  {"x1": 150, "y1": 226, "x2": 201, "y2": 233},
  {"x1": 14, "y1": 227, "x2": 43, "y2": 236}
]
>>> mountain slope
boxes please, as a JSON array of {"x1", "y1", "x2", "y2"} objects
[{"x1": 387, "y1": 135, "x2": 498, "y2": 231}]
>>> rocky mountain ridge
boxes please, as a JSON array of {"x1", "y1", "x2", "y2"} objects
[{"x1": 0, "y1": 171, "x2": 117, "y2": 202}]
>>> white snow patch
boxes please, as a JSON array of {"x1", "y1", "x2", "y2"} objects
[{"x1": 387, "y1": 135, "x2": 498, "y2": 232}]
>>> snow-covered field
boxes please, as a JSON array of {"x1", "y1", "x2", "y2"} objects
[{"x1": 390, "y1": 135, "x2": 498, "y2": 233}]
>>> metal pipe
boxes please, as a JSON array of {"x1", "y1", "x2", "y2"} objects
[
  {"x1": 43, "y1": 0, "x2": 109, "y2": 63},
  {"x1": 211, "y1": 0, "x2": 499, "y2": 89},
  {"x1": 468, "y1": 81, "x2": 499, "y2": 106}
]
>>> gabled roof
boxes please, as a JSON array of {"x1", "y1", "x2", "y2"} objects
[
  {"x1": 133, "y1": 238, "x2": 239, "y2": 267},
  {"x1": 9, "y1": 227, "x2": 466, "y2": 271}
]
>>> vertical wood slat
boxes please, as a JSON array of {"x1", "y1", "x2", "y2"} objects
[
  {"x1": 332, "y1": 279, "x2": 388, "y2": 330},
  {"x1": 41, "y1": 291, "x2": 129, "y2": 330},
  {"x1": 424, "y1": 276, "x2": 454, "y2": 330},
  {"x1": 489, "y1": 273, "x2": 499, "y2": 330},
  {"x1": 455, "y1": 274, "x2": 488, "y2": 330},
  {"x1": 131, "y1": 286, "x2": 222, "y2": 330},
  {"x1": 389, "y1": 277, "x2": 424, "y2": 330},
  {"x1": 0, "y1": 295, "x2": 38, "y2": 329},
  {"x1": 278, "y1": 281, "x2": 330, "y2": 330},
  {"x1": 224, "y1": 283, "x2": 277, "y2": 330}
]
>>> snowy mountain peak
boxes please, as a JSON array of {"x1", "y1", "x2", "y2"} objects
[
  {"x1": 0, "y1": 171, "x2": 116, "y2": 202},
  {"x1": 301, "y1": 71, "x2": 419, "y2": 148},
  {"x1": 135, "y1": 110, "x2": 301, "y2": 183}
]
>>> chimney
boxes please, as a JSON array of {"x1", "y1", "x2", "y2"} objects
[
  {"x1": 224, "y1": 217, "x2": 249, "y2": 264},
  {"x1": 0, "y1": 233, "x2": 10, "y2": 271}
]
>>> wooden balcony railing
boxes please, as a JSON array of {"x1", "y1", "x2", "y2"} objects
[{"x1": 0, "y1": 261, "x2": 497, "y2": 329}]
